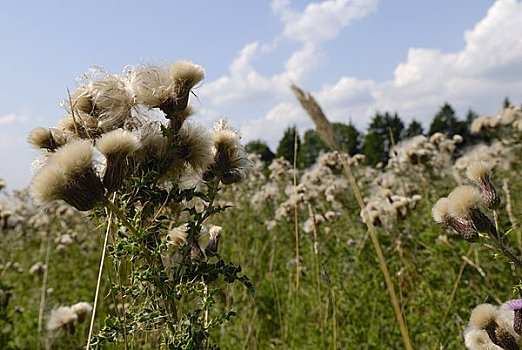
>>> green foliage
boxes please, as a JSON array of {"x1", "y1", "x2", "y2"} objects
[
  {"x1": 362, "y1": 112, "x2": 404, "y2": 166},
  {"x1": 245, "y1": 140, "x2": 275, "y2": 163},
  {"x1": 299, "y1": 122, "x2": 360, "y2": 168},
  {"x1": 428, "y1": 102, "x2": 467, "y2": 137},
  {"x1": 276, "y1": 125, "x2": 300, "y2": 164},
  {"x1": 405, "y1": 119, "x2": 424, "y2": 138}
]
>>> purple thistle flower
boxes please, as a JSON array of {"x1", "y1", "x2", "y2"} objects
[
  {"x1": 507, "y1": 299, "x2": 522, "y2": 311},
  {"x1": 507, "y1": 299, "x2": 522, "y2": 336}
]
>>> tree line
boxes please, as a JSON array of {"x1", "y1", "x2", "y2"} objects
[{"x1": 245, "y1": 100, "x2": 506, "y2": 168}]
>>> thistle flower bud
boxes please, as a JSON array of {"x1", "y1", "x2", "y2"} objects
[
  {"x1": 205, "y1": 225, "x2": 222, "y2": 256},
  {"x1": 166, "y1": 225, "x2": 189, "y2": 252},
  {"x1": 466, "y1": 161, "x2": 501, "y2": 210},
  {"x1": 432, "y1": 197, "x2": 478, "y2": 242},
  {"x1": 28, "y1": 127, "x2": 66, "y2": 151},
  {"x1": 71, "y1": 302, "x2": 93, "y2": 323},
  {"x1": 465, "y1": 303, "x2": 519, "y2": 350},
  {"x1": 447, "y1": 185, "x2": 496, "y2": 236},
  {"x1": 96, "y1": 129, "x2": 140, "y2": 191},
  {"x1": 47, "y1": 306, "x2": 78, "y2": 334},
  {"x1": 507, "y1": 299, "x2": 522, "y2": 337},
  {"x1": 156, "y1": 61, "x2": 204, "y2": 130},
  {"x1": 31, "y1": 139, "x2": 105, "y2": 211},
  {"x1": 174, "y1": 123, "x2": 214, "y2": 174},
  {"x1": 206, "y1": 119, "x2": 252, "y2": 185},
  {"x1": 127, "y1": 64, "x2": 172, "y2": 108}
]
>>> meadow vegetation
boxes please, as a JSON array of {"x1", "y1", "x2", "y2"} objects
[{"x1": 1, "y1": 61, "x2": 522, "y2": 349}]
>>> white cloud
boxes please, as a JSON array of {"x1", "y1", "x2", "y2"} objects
[
  {"x1": 313, "y1": 0, "x2": 522, "y2": 129},
  {"x1": 274, "y1": 0, "x2": 378, "y2": 43},
  {"x1": 202, "y1": 0, "x2": 522, "y2": 149},
  {"x1": 201, "y1": 0, "x2": 378, "y2": 143},
  {"x1": 241, "y1": 102, "x2": 308, "y2": 147},
  {"x1": 0, "y1": 113, "x2": 28, "y2": 126}
]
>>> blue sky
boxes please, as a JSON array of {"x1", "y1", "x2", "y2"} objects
[{"x1": 2, "y1": 0, "x2": 521, "y2": 190}]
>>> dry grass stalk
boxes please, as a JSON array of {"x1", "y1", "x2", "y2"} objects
[{"x1": 292, "y1": 83, "x2": 413, "y2": 350}]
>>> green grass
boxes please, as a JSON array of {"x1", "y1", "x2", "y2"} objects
[{"x1": 1, "y1": 158, "x2": 520, "y2": 349}]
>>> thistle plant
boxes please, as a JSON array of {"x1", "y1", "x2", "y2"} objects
[
  {"x1": 432, "y1": 161, "x2": 522, "y2": 269},
  {"x1": 432, "y1": 157, "x2": 522, "y2": 349},
  {"x1": 28, "y1": 61, "x2": 253, "y2": 349}
]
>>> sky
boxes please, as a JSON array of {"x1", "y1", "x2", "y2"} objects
[{"x1": 1, "y1": 0, "x2": 521, "y2": 190}]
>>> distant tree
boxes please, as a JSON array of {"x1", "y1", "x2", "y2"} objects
[
  {"x1": 464, "y1": 108, "x2": 494, "y2": 145},
  {"x1": 299, "y1": 122, "x2": 361, "y2": 168},
  {"x1": 276, "y1": 126, "x2": 301, "y2": 164},
  {"x1": 245, "y1": 140, "x2": 275, "y2": 163},
  {"x1": 428, "y1": 102, "x2": 467, "y2": 137},
  {"x1": 363, "y1": 132, "x2": 385, "y2": 166},
  {"x1": 362, "y1": 112, "x2": 404, "y2": 166},
  {"x1": 333, "y1": 122, "x2": 361, "y2": 156},
  {"x1": 405, "y1": 119, "x2": 424, "y2": 138},
  {"x1": 503, "y1": 96, "x2": 512, "y2": 108},
  {"x1": 300, "y1": 129, "x2": 326, "y2": 168}
]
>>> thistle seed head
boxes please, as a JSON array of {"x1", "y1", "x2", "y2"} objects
[
  {"x1": 30, "y1": 139, "x2": 105, "y2": 211},
  {"x1": 96, "y1": 129, "x2": 140, "y2": 158},
  {"x1": 447, "y1": 185, "x2": 483, "y2": 219}
]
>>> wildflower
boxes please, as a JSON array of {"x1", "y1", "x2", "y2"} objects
[
  {"x1": 204, "y1": 119, "x2": 252, "y2": 185},
  {"x1": 205, "y1": 225, "x2": 222, "y2": 256},
  {"x1": 77, "y1": 73, "x2": 132, "y2": 133},
  {"x1": 71, "y1": 301, "x2": 93, "y2": 323},
  {"x1": 466, "y1": 161, "x2": 501, "y2": 210},
  {"x1": 166, "y1": 225, "x2": 189, "y2": 251},
  {"x1": 96, "y1": 129, "x2": 140, "y2": 191},
  {"x1": 27, "y1": 127, "x2": 66, "y2": 151},
  {"x1": 28, "y1": 262, "x2": 47, "y2": 276},
  {"x1": 432, "y1": 197, "x2": 478, "y2": 242},
  {"x1": 447, "y1": 185, "x2": 495, "y2": 236},
  {"x1": 464, "y1": 303, "x2": 519, "y2": 350},
  {"x1": 127, "y1": 63, "x2": 172, "y2": 108},
  {"x1": 159, "y1": 61, "x2": 205, "y2": 131},
  {"x1": 174, "y1": 122, "x2": 214, "y2": 174},
  {"x1": 507, "y1": 299, "x2": 522, "y2": 336},
  {"x1": 30, "y1": 139, "x2": 106, "y2": 211},
  {"x1": 47, "y1": 306, "x2": 78, "y2": 334}
]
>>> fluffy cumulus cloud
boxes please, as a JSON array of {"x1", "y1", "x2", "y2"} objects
[
  {"x1": 200, "y1": 0, "x2": 522, "y2": 148},
  {"x1": 0, "y1": 113, "x2": 28, "y2": 126},
  {"x1": 274, "y1": 0, "x2": 378, "y2": 43},
  {"x1": 375, "y1": 0, "x2": 522, "y2": 118}
]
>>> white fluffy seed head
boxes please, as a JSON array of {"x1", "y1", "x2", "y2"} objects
[
  {"x1": 167, "y1": 225, "x2": 189, "y2": 251},
  {"x1": 30, "y1": 139, "x2": 97, "y2": 207},
  {"x1": 47, "y1": 306, "x2": 78, "y2": 331},
  {"x1": 469, "y1": 303, "x2": 497, "y2": 329},
  {"x1": 28, "y1": 127, "x2": 53, "y2": 149},
  {"x1": 176, "y1": 123, "x2": 214, "y2": 172},
  {"x1": 432, "y1": 197, "x2": 451, "y2": 223},
  {"x1": 96, "y1": 129, "x2": 140, "y2": 158},
  {"x1": 169, "y1": 60, "x2": 205, "y2": 89},
  {"x1": 89, "y1": 74, "x2": 131, "y2": 111},
  {"x1": 466, "y1": 161, "x2": 492, "y2": 184},
  {"x1": 71, "y1": 302, "x2": 93, "y2": 322},
  {"x1": 447, "y1": 185, "x2": 483, "y2": 219},
  {"x1": 31, "y1": 163, "x2": 67, "y2": 206},
  {"x1": 127, "y1": 64, "x2": 172, "y2": 107},
  {"x1": 463, "y1": 327, "x2": 499, "y2": 350},
  {"x1": 52, "y1": 139, "x2": 94, "y2": 176},
  {"x1": 69, "y1": 86, "x2": 93, "y2": 114}
]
